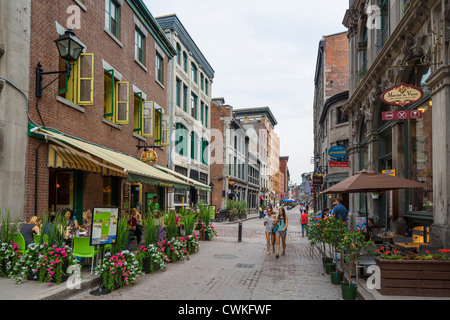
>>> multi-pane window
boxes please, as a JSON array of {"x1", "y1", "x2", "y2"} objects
[
  {"x1": 205, "y1": 79, "x2": 209, "y2": 96},
  {"x1": 175, "y1": 123, "x2": 187, "y2": 156},
  {"x1": 176, "y1": 79, "x2": 182, "y2": 108},
  {"x1": 336, "y1": 106, "x2": 349, "y2": 124},
  {"x1": 135, "y1": 28, "x2": 145, "y2": 64},
  {"x1": 104, "y1": 69, "x2": 129, "y2": 124},
  {"x1": 183, "y1": 84, "x2": 188, "y2": 113},
  {"x1": 191, "y1": 63, "x2": 198, "y2": 83},
  {"x1": 190, "y1": 131, "x2": 198, "y2": 160},
  {"x1": 155, "y1": 52, "x2": 163, "y2": 83},
  {"x1": 183, "y1": 51, "x2": 188, "y2": 73},
  {"x1": 201, "y1": 139, "x2": 209, "y2": 165},
  {"x1": 200, "y1": 101, "x2": 204, "y2": 125},
  {"x1": 105, "y1": 0, "x2": 119, "y2": 38},
  {"x1": 58, "y1": 53, "x2": 94, "y2": 106},
  {"x1": 205, "y1": 105, "x2": 209, "y2": 128},
  {"x1": 191, "y1": 93, "x2": 198, "y2": 119},
  {"x1": 176, "y1": 43, "x2": 182, "y2": 65}
]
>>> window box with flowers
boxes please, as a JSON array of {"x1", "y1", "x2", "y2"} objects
[{"x1": 375, "y1": 248, "x2": 450, "y2": 297}]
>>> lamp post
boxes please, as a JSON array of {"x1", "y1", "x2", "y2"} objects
[{"x1": 35, "y1": 29, "x2": 84, "y2": 97}]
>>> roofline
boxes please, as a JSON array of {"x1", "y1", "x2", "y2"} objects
[
  {"x1": 233, "y1": 107, "x2": 278, "y2": 127},
  {"x1": 155, "y1": 14, "x2": 215, "y2": 78}
]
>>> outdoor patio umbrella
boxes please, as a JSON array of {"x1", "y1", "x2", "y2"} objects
[{"x1": 320, "y1": 170, "x2": 427, "y2": 232}]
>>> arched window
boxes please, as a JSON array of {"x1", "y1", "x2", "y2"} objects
[
  {"x1": 175, "y1": 123, "x2": 187, "y2": 156},
  {"x1": 191, "y1": 131, "x2": 198, "y2": 160},
  {"x1": 176, "y1": 43, "x2": 181, "y2": 65}
]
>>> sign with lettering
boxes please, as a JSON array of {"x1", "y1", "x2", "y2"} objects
[
  {"x1": 328, "y1": 145, "x2": 347, "y2": 160},
  {"x1": 329, "y1": 161, "x2": 350, "y2": 168},
  {"x1": 382, "y1": 110, "x2": 423, "y2": 121},
  {"x1": 141, "y1": 149, "x2": 157, "y2": 166},
  {"x1": 381, "y1": 84, "x2": 424, "y2": 107},
  {"x1": 312, "y1": 175, "x2": 323, "y2": 186}
]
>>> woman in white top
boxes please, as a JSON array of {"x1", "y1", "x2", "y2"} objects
[{"x1": 264, "y1": 208, "x2": 276, "y2": 255}]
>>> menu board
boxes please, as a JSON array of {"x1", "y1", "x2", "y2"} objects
[{"x1": 90, "y1": 207, "x2": 119, "y2": 246}]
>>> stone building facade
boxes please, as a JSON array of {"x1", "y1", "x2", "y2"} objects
[{"x1": 343, "y1": 0, "x2": 450, "y2": 247}]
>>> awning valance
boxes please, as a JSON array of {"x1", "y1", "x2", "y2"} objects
[
  {"x1": 155, "y1": 164, "x2": 211, "y2": 192},
  {"x1": 37, "y1": 128, "x2": 190, "y2": 189}
]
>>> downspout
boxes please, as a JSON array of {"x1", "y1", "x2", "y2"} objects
[{"x1": 34, "y1": 139, "x2": 46, "y2": 216}]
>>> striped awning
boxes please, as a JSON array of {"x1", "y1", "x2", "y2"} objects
[
  {"x1": 37, "y1": 128, "x2": 190, "y2": 189},
  {"x1": 155, "y1": 164, "x2": 211, "y2": 191},
  {"x1": 48, "y1": 144, "x2": 125, "y2": 177}
]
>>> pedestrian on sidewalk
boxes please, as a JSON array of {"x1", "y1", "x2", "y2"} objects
[
  {"x1": 264, "y1": 207, "x2": 276, "y2": 255},
  {"x1": 300, "y1": 209, "x2": 309, "y2": 237},
  {"x1": 274, "y1": 207, "x2": 288, "y2": 258}
]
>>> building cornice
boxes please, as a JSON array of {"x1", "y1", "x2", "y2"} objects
[{"x1": 155, "y1": 14, "x2": 215, "y2": 79}]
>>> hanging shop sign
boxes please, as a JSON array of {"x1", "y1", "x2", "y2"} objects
[
  {"x1": 141, "y1": 149, "x2": 157, "y2": 166},
  {"x1": 382, "y1": 110, "x2": 423, "y2": 121},
  {"x1": 312, "y1": 175, "x2": 323, "y2": 186},
  {"x1": 381, "y1": 84, "x2": 424, "y2": 107},
  {"x1": 382, "y1": 169, "x2": 396, "y2": 176},
  {"x1": 328, "y1": 145, "x2": 347, "y2": 160}
]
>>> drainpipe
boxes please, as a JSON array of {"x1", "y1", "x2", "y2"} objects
[{"x1": 34, "y1": 139, "x2": 46, "y2": 216}]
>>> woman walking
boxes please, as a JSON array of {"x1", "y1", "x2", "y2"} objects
[
  {"x1": 264, "y1": 208, "x2": 276, "y2": 255},
  {"x1": 274, "y1": 207, "x2": 288, "y2": 258}
]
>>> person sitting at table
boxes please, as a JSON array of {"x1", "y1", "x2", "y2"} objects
[
  {"x1": 20, "y1": 216, "x2": 41, "y2": 248},
  {"x1": 81, "y1": 209, "x2": 92, "y2": 234},
  {"x1": 43, "y1": 212, "x2": 57, "y2": 235},
  {"x1": 367, "y1": 218, "x2": 379, "y2": 233},
  {"x1": 126, "y1": 208, "x2": 141, "y2": 250}
]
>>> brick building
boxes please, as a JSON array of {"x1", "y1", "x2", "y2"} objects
[
  {"x1": 24, "y1": 0, "x2": 193, "y2": 222},
  {"x1": 313, "y1": 31, "x2": 350, "y2": 210}
]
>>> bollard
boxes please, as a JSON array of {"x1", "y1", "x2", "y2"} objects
[{"x1": 238, "y1": 222, "x2": 242, "y2": 242}]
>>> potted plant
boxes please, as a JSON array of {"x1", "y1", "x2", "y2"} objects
[
  {"x1": 0, "y1": 209, "x2": 22, "y2": 281},
  {"x1": 229, "y1": 208, "x2": 239, "y2": 222},
  {"x1": 338, "y1": 230, "x2": 374, "y2": 300},
  {"x1": 237, "y1": 201, "x2": 248, "y2": 219},
  {"x1": 94, "y1": 250, "x2": 142, "y2": 292},
  {"x1": 136, "y1": 244, "x2": 167, "y2": 274},
  {"x1": 375, "y1": 247, "x2": 450, "y2": 297},
  {"x1": 305, "y1": 216, "x2": 330, "y2": 267}
]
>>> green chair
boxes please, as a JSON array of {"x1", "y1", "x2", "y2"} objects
[
  {"x1": 72, "y1": 236, "x2": 101, "y2": 275},
  {"x1": 33, "y1": 233, "x2": 49, "y2": 245},
  {"x1": 11, "y1": 233, "x2": 29, "y2": 255}
]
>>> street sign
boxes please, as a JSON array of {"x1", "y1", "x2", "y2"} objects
[
  {"x1": 382, "y1": 110, "x2": 423, "y2": 121},
  {"x1": 382, "y1": 169, "x2": 396, "y2": 176},
  {"x1": 329, "y1": 161, "x2": 350, "y2": 168}
]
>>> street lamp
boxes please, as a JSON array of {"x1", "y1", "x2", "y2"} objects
[
  {"x1": 315, "y1": 154, "x2": 327, "y2": 174},
  {"x1": 35, "y1": 29, "x2": 84, "y2": 97}
]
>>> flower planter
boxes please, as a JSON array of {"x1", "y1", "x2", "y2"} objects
[
  {"x1": 375, "y1": 257, "x2": 450, "y2": 297},
  {"x1": 340, "y1": 282, "x2": 357, "y2": 300},
  {"x1": 239, "y1": 214, "x2": 247, "y2": 220},
  {"x1": 325, "y1": 263, "x2": 336, "y2": 274},
  {"x1": 229, "y1": 215, "x2": 239, "y2": 222},
  {"x1": 322, "y1": 257, "x2": 333, "y2": 268},
  {"x1": 331, "y1": 270, "x2": 343, "y2": 285}
]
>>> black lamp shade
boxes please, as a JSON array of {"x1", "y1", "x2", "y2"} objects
[{"x1": 55, "y1": 29, "x2": 83, "y2": 62}]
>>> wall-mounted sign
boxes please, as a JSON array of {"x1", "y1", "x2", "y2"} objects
[
  {"x1": 381, "y1": 84, "x2": 424, "y2": 107},
  {"x1": 328, "y1": 145, "x2": 347, "y2": 160},
  {"x1": 382, "y1": 110, "x2": 423, "y2": 121},
  {"x1": 329, "y1": 161, "x2": 350, "y2": 168},
  {"x1": 141, "y1": 149, "x2": 157, "y2": 165},
  {"x1": 382, "y1": 169, "x2": 396, "y2": 176}
]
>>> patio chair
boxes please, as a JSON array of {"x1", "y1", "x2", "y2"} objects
[
  {"x1": 11, "y1": 233, "x2": 29, "y2": 255},
  {"x1": 72, "y1": 236, "x2": 101, "y2": 275},
  {"x1": 33, "y1": 233, "x2": 49, "y2": 245}
]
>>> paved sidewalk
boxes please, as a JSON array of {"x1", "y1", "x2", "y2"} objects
[{"x1": 1, "y1": 207, "x2": 448, "y2": 300}]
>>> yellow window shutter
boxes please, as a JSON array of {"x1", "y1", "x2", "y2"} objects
[
  {"x1": 77, "y1": 53, "x2": 94, "y2": 105},
  {"x1": 142, "y1": 101, "x2": 154, "y2": 137},
  {"x1": 115, "y1": 81, "x2": 129, "y2": 124},
  {"x1": 161, "y1": 114, "x2": 171, "y2": 146}
]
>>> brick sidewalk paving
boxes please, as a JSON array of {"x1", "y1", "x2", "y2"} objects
[{"x1": 71, "y1": 208, "x2": 343, "y2": 300}]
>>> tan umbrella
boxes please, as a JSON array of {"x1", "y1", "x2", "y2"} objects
[
  {"x1": 320, "y1": 170, "x2": 427, "y2": 232},
  {"x1": 320, "y1": 170, "x2": 426, "y2": 194}
]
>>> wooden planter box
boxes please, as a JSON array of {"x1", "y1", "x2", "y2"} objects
[{"x1": 375, "y1": 257, "x2": 450, "y2": 297}]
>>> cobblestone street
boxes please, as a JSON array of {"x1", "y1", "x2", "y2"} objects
[{"x1": 71, "y1": 207, "x2": 343, "y2": 300}]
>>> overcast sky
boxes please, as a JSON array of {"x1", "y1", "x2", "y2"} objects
[{"x1": 144, "y1": 0, "x2": 349, "y2": 185}]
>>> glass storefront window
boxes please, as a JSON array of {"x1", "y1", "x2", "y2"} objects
[{"x1": 408, "y1": 100, "x2": 433, "y2": 212}]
